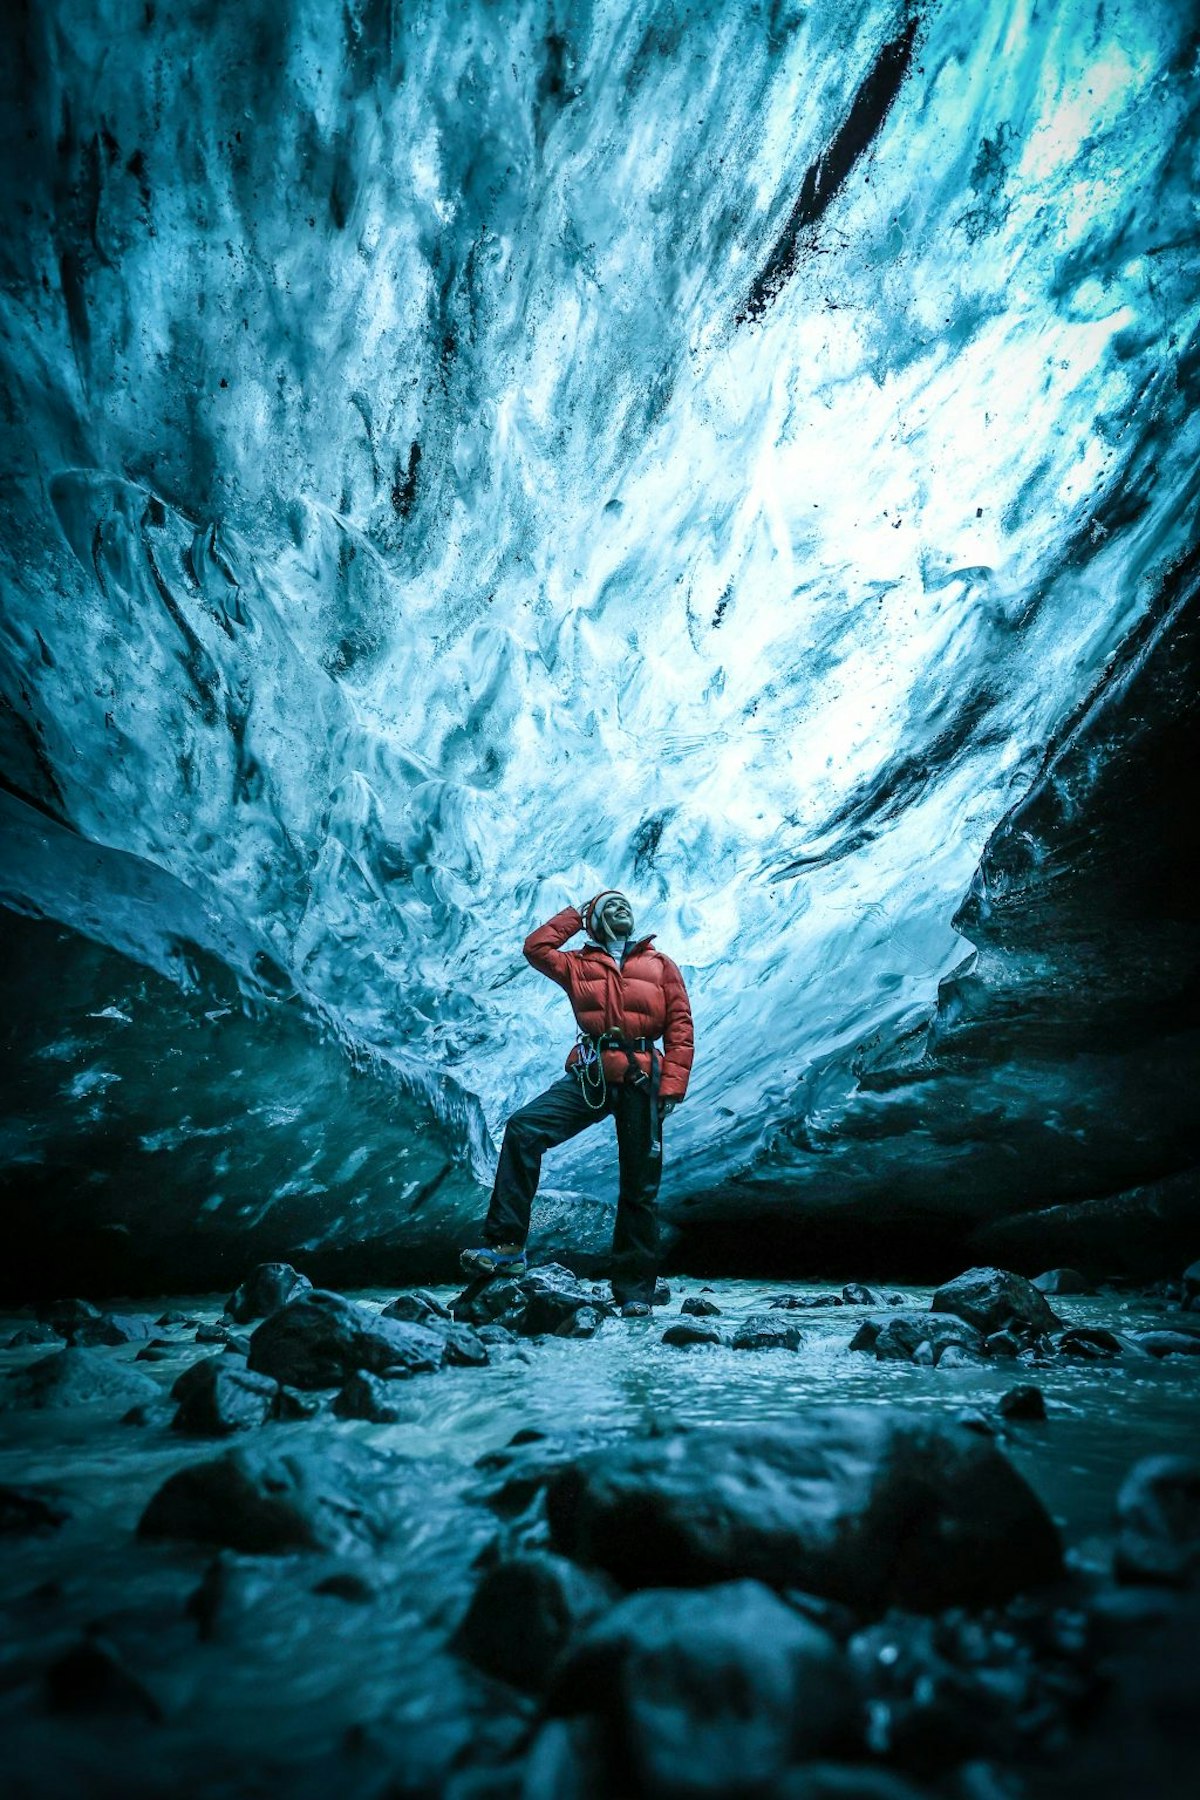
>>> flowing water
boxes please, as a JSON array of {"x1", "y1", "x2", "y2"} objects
[{"x1": 1, "y1": 1280, "x2": 1197, "y2": 1796}]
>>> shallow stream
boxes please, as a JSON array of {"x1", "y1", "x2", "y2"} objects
[{"x1": 1, "y1": 1279, "x2": 1196, "y2": 1797}]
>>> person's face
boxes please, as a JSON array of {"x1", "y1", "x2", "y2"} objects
[{"x1": 599, "y1": 893, "x2": 634, "y2": 939}]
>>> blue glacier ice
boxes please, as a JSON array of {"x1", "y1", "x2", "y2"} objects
[{"x1": 1, "y1": 0, "x2": 1198, "y2": 1277}]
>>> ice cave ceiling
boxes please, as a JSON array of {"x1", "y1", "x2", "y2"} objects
[{"x1": 1, "y1": 0, "x2": 1198, "y2": 1287}]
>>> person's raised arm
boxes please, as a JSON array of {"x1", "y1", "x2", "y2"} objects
[{"x1": 523, "y1": 905, "x2": 585, "y2": 989}]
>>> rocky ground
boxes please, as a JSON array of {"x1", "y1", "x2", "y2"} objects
[{"x1": 0, "y1": 1261, "x2": 1198, "y2": 1798}]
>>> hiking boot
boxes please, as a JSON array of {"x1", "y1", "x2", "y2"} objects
[
  {"x1": 620, "y1": 1300, "x2": 652, "y2": 1318},
  {"x1": 459, "y1": 1245, "x2": 527, "y2": 1279}
]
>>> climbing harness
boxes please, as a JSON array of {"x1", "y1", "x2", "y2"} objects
[{"x1": 574, "y1": 1031, "x2": 664, "y2": 1159}]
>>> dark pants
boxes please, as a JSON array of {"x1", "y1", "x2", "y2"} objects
[{"x1": 482, "y1": 1074, "x2": 662, "y2": 1305}]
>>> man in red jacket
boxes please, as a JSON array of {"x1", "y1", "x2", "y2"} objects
[{"x1": 461, "y1": 890, "x2": 695, "y2": 1316}]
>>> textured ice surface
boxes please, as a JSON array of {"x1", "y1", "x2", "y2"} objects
[{"x1": 2, "y1": 1, "x2": 1198, "y2": 1211}]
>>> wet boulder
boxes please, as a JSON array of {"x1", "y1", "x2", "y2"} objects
[
  {"x1": 547, "y1": 1581, "x2": 857, "y2": 1796},
  {"x1": 247, "y1": 1290, "x2": 445, "y2": 1389},
  {"x1": 770, "y1": 1293, "x2": 844, "y2": 1310},
  {"x1": 521, "y1": 1265, "x2": 611, "y2": 1336},
  {"x1": 1032, "y1": 1268, "x2": 1093, "y2": 1295},
  {"x1": 848, "y1": 1320, "x2": 882, "y2": 1353},
  {"x1": 139, "y1": 1441, "x2": 393, "y2": 1554},
  {"x1": 1183, "y1": 1258, "x2": 1200, "y2": 1311},
  {"x1": 456, "y1": 1551, "x2": 616, "y2": 1690},
  {"x1": 556, "y1": 1305, "x2": 603, "y2": 1339},
  {"x1": 172, "y1": 1359, "x2": 281, "y2": 1436},
  {"x1": 62, "y1": 1311, "x2": 156, "y2": 1347},
  {"x1": 662, "y1": 1320, "x2": 723, "y2": 1349},
  {"x1": 1052, "y1": 1325, "x2": 1125, "y2": 1361},
  {"x1": 452, "y1": 1264, "x2": 612, "y2": 1338},
  {"x1": 333, "y1": 1370, "x2": 409, "y2": 1423},
  {"x1": 547, "y1": 1410, "x2": 1062, "y2": 1614},
  {"x1": 224, "y1": 1261, "x2": 313, "y2": 1325},
  {"x1": 653, "y1": 1280, "x2": 672, "y2": 1306},
  {"x1": 3, "y1": 1348, "x2": 160, "y2": 1412},
  {"x1": 870, "y1": 1313, "x2": 984, "y2": 1363},
  {"x1": 35, "y1": 1298, "x2": 102, "y2": 1332},
  {"x1": 380, "y1": 1290, "x2": 451, "y2": 1325},
  {"x1": 1114, "y1": 1456, "x2": 1200, "y2": 1587},
  {"x1": 0, "y1": 1483, "x2": 70, "y2": 1533},
  {"x1": 998, "y1": 1385, "x2": 1047, "y2": 1421},
  {"x1": 842, "y1": 1284, "x2": 881, "y2": 1306},
  {"x1": 731, "y1": 1316, "x2": 803, "y2": 1352},
  {"x1": 931, "y1": 1267, "x2": 1061, "y2": 1337},
  {"x1": 6, "y1": 1323, "x2": 62, "y2": 1347},
  {"x1": 452, "y1": 1276, "x2": 528, "y2": 1331},
  {"x1": 187, "y1": 1551, "x2": 283, "y2": 1641},
  {"x1": 1126, "y1": 1328, "x2": 1200, "y2": 1358},
  {"x1": 680, "y1": 1296, "x2": 721, "y2": 1317}
]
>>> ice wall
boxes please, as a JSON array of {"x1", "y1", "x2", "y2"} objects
[{"x1": 2, "y1": 1, "x2": 1198, "y2": 1223}]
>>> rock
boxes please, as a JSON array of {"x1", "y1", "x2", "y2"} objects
[
  {"x1": 6, "y1": 1323, "x2": 62, "y2": 1347},
  {"x1": 156, "y1": 1310, "x2": 198, "y2": 1327},
  {"x1": 662, "y1": 1321, "x2": 723, "y2": 1349},
  {"x1": 139, "y1": 1441, "x2": 393, "y2": 1554},
  {"x1": 1114, "y1": 1456, "x2": 1200, "y2": 1586},
  {"x1": 770, "y1": 1293, "x2": 844, "y2": 1310},
  {"x1": 313, "y1": 1568, "x2": 376, "y2": 1603},
  {"x1": 225, "y1": 1261, "x2": 313, "y2": 1324},
  {"x1": 476, "y1": 1324, "x2": 517, "y2": 1345},
  {"x1": 35, "y1": 1298, "x2": 101, "y2": 1330},
  {"x1": 381, "y1": 1290, "x2": 451, "y2": 1325},
  {"x1": 653, "y1": 1280, "x2": 671, "y2": 1306},
  {"x1": 187, "y1": 1552, "x2": 280, "y2": 1640},
  {"x1": 955, "y1": 1409, "x2": 997, "y2": 1437},
  {"x1": 434, "y1": 1320, "x2": 490, "y2": 1365},
  {"x1": 46, "y1": 1635, "x2": 162, "y2": 1721},
  {"x1": 998, "y1": 1385, "x2": 1047, "y2": 1421},
  {"x1": 680, "y1": 1296, "x2": 721, "y2": 1317},
  {"x1": 983, "y1": 1331, "x2": 1022, "y2": 1360},
  {"x1": 247, "y1": 1290, "x2": 446, "y2": 1389},
  {"x1": 842, "y1": 1284, "x2": 881, "y2": 1306},
  {"x1": 122, "y1": 1400, "x2": 174, "y2": 1427},
  {"x1": 173, "y1": 1359, "x2": 281, "y2": 1435},
  {"x1": 452, "y1": 1264, "x2": 613, "y2": 1338},
  {"x1": 223, "y1": 1333, "x2": 253, "y2": 1357},
  {"x1": 1127, "y1": 1329, "x2": 1200, "y2": 1358},
  {"x1": 936, "y1": 1344, "x2": 987, "y2": 1369},
  {"x1": 556, "y1": 1305, "x2": 603, "y2": 1338},
  {"x1": 195, "y1": 1322, "x2": 234, "y2": 1344},
  {"x1": 333, "y1": 1370, "x2": 410, "y2": 1423},
  {"x1": 64, "y1": 1312, "x2": 156, "y2": 1347},
  {"x1": 3, "y1": 1348, "x2": 160, "y2": 1412},
  {"x1": 0, "y1": 1483, "x2": 70, "y2": 1533},
  {"x1": 1052, "y1": 1325, "x2": 1124, "y2": 1360},
  {"x1": 731, "y1": 1316, "x2": 802, "y2": 1352},
  {"x1": 456, "y1": 1551, "x2": 615, "y2": 1690},
  {"x1": 1180, "y1": 1259, "x2": 1200, "y2": 1309},
  {"x1": 848, "y1": 1320, "x2": 881, "y2": 1353},
  {"x1": 522, "y1": 1265, "x2": 611, "y2": 1335},
  {"x1": 931, "y1": 1267, "x2": 1061, "y2": 1337},
  {"x1": 277, "y1": 1385, "x2": 322, "y2": 1420},
  {"x1": 135, "y1": 1340, "x2": 183, "y2": 1361},
  {"x1": 452, "y1": 1276, "x2": 528, "y2": 1331},
  {"x1": 547, "y1": 1581, "x2": 858, "y2": 1795},
  {"x1": 1032, "y1": 1267, "x2": 1093, "y2": 1295},
  {"x1": 872, "y1": 1313, "x2": 984, "y2": 1363},
  {"x1": 547, "y1": 1411, "x2": 1062, "y2": 1614}
]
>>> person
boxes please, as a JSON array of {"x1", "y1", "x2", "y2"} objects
[{"x1": 460, "y1": 890, "x2": 695, "y2": 1316}]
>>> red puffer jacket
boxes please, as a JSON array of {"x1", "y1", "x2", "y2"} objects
[{"x1": 524, "y1": 908, "x2": 694, "y2": 1102}]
